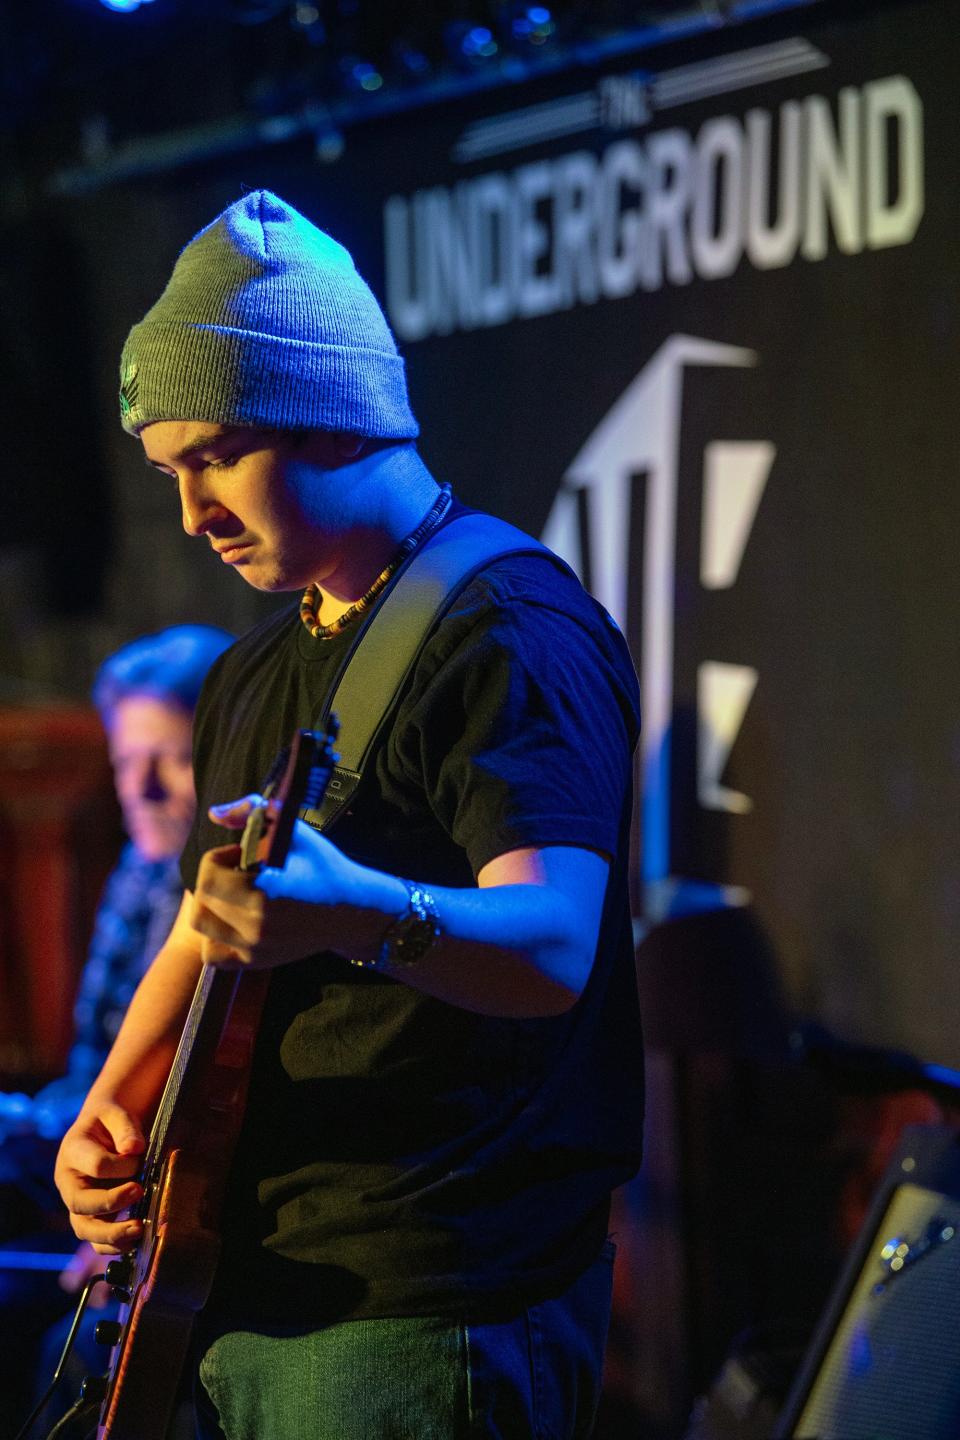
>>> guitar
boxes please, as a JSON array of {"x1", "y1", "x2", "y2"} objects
[{"x1": 92, "y1": 722, "x2": 339, "y2": 1440}]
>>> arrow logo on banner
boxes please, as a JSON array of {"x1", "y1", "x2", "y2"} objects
[
  {"x1": 542, "y1": 336, "x2": 774, "y2": 915},
  {"x1": 697, "y1": 438, "x2": 774, "y2": 815}
]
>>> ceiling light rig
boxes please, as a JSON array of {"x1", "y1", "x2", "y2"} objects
[
  {"x1": 509, "y1": 5, "x2": 557, "y2": 47},
  {"x1": 43, "y1": 0, "x2": 825, "y2": 194},
  {"x1": 291, "y1": 1, "x2": 326, "y2": 45},
  {"x1": 445, "y1": 21, "x2": 501, "y2": 70},
  {"x1": 338, "y1": 55, "x2": 384, "y2": 93}
]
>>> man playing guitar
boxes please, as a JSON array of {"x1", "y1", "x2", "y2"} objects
[{"x1": 54, "y1": 190, "x2": 643, "y2": 1440}]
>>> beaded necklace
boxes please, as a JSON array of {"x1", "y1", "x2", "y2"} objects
[{"x1": 299, "y1": 484, "x2": 453, "y2": 641}]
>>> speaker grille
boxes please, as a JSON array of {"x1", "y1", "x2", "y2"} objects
[{"x1": 793, "y1": 1183, "x2": 960, "y2": 1439}]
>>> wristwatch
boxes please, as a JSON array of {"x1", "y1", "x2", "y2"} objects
[{"x1": 351, "y1": 880, "x2": 441, "y2": 970}]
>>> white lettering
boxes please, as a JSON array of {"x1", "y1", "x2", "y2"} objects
[
  {"x1": 383, "y1": 194, "x2": 431, "y2": 343},
  {"x1": 424, "y1": 185, "x2": 477, "y2": 334},
  {"x1": 471, "y1": 173, "x2": 514, "y2": 327},
  {"x1": 643, "y1": 128, "x2": 694, "y2": 289},
  {"x1": 597, "y1": 140, "x2": 645, "y2": 299},
  {"x1": 745, "y1": 103, "x2": 801, "y2": 269},
  {"x1": 515, "y1": 161, "x2": 561, "y2": 317},
  {"x1": 803, "y1": 88, "x2": 861, "y2": 260},
  {"x1": 865, "y1": 75, "x2": 924, "y2": 249},
  {"x1": 383, "y1": 73, "x2": 926, "y2": 339},
  {"x1": 691, "y1": 116, "x2": 744, "y2": 280},
  {"x1": 554, "y1": 151, "x2": 600, "y2": 308}
]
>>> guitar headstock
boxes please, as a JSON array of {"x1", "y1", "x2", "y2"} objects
[{"x1": 238, "y1": 716, "x2": 340, "y2": 874}]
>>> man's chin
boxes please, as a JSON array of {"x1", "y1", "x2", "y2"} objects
[{"x1": 235, "y1": 565, "x2": 303, "y2": 594}]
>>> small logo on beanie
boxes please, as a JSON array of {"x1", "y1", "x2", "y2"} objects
[{"x1": 119, "y1": 361, "x2": 142, "y2": 427}]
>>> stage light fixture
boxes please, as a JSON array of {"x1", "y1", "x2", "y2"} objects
[
  {"x1": 338, "y1": 55, "x2": 384, "y2": 93},
  {"x1": 445, "y1": 20, "x2": 500, "y2": 69},
  {"x1": 291, "y1": 1, "x2": 326, "y2": 46},
  {"x1": 98, "y1": 0, "x2": 156, "y2": 11},
  {"x1": 510, "y1": 5, "x2": 556, "y2": 45},
  {"x1": 463, "y1": 26, "x2": 499, "y2": 59}
]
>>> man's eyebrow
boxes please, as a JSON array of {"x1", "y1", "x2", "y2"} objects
[{"x1": 143, "y1": 426, "x2": 250, "y2": 470}]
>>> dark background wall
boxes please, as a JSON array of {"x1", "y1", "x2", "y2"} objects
[
  {"x1": 2, "y1": 0, "x2": 955, "y2": 1068},
  {"x1": 0, "y1": 3, "x2": 956, "y2": 1430}
]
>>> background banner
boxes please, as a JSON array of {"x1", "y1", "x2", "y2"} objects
[{"x1": 36, "y1": 0, "x2": 960, "y2": 1067}]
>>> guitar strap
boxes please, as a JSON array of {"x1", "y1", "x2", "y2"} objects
[{"x1": 299, "y1": 510, "x2": 556, "y2": 834}]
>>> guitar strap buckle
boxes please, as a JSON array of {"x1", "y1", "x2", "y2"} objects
[{"x1": 299, "y1": 763, "x2": 362, "y2": 834}]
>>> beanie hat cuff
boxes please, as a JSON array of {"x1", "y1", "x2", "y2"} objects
[{"x1": 121, "y1": 322, "x2": 419, "y2": 439}]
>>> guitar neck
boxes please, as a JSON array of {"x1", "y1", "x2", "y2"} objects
[
  {"x1": 143, "y1": 723, "x2": 341, "y2": 1169},
  {"x1": 145, "y1": 963, "x2": 218, "y2": 1168}
]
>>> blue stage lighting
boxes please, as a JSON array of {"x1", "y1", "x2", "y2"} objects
[
  {"x1": 339, "y1": 56, "x2": 385, "y2": 94},
  {"x1": 99, "y1": 0, "x2": 156, "y2": 11},
  {"x1": 463, "y1": 26, "x2": 498, "y2": 59},
  {"x1": 511, "y1": 5, "x2": 555, "y2": 44},
  {"x1": 356, "y1": 64, "x2": 383, "y2": 92}
]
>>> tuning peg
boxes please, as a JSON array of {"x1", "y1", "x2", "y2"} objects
[
  {"x1": 104, "y1": 1255, "x2": 134, "y2": 1297},
  {"x1": 94, "y1": 1319, "x2": 123, "y2": 1346}
]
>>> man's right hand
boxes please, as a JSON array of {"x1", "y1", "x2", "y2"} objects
[{"x1": 53, "y1": 1102, "x2": 146, "y2": 1254}]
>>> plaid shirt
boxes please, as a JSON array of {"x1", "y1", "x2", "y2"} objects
[{"x1": 30, "y1": 844, "x2": 182, "y2": 1139}]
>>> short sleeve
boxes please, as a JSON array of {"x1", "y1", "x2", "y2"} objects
[{"x1": 392, "y1": 564, "x2": 641, "y2": 878}]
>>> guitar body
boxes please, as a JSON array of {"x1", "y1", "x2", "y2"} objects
[{"x1": 95, "y1": 725, "x2": 338, "y2": 1439}]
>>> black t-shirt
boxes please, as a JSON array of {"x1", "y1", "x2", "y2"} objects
[{"x1": 181, "y1": 514, "x2": 643, "y2": 1328}]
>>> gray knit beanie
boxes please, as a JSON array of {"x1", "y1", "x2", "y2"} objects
[{"x1": 119, "y1": 189, "x2": 418, "y2": 439}]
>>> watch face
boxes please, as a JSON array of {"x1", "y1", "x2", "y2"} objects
[
  {"x1": 379, "y1": 884, "x2": 441, "y2": 968},
  {"x1": 390, "y1": 914, "x2": 440, "y2": 965}
]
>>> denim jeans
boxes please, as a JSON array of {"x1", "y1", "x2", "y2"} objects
[{"x1": 195, "y1": 1242, "x2": 615, "y2": 1439}]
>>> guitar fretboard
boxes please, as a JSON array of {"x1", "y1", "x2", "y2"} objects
[{"x1": 141, "y1": 963, "x2": 219, "y2": 1184}]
